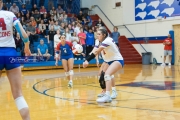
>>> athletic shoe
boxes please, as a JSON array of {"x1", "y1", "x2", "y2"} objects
[
  {"x1": 168, "y1": 63, "x2": 171, "y2": 66},
  {"x1": 96, "y1": 94, "x2": 112, "y2": 103},
  {"x1": 111, "y1": 90, "x2": 117, "y2": 99},
  {"x1": 97, "y1": 92, "x2": 105, "y2": 97},
  {"x1": 68, "y1": 81, "x2": 73, "y2": 88},
  {"x1": 161, "y1": 63, "x2": 165, "y2": 66}
]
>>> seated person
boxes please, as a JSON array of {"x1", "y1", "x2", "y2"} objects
[{"x1": 37, "y1": 39, "x2": 51, "y2": 61}]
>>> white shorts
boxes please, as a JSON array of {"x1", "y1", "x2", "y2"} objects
[{"x1": 164, "y1": 50, "x2": 172, "y2": 56}]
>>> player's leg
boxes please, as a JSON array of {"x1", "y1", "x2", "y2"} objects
[
  {"x1": 96, "y1": 61, "x2": 123, "y2": 103},
  {"x1": 62, "y1": 59, "x2": 70, "y2": 81},
  {"x1": 6, "y1": 67, "x2": 30, "y2": 120},
  {"x1": 168, "y1": 50, "x2": 172, "y2": 66},
  {"x1": 67, "y1": 58, "x2": 74, "y2": 87},
  {"x1": 161, "y1": 50, "x2": 167, "y2": 66}
]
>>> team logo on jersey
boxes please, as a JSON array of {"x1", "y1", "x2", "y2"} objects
[{"x1": 13, "y1": 17, "x2": 18, "y2": 22}]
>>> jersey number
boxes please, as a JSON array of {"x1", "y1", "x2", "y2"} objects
[
  {"x1": 0, "y1": 18, "x2": 7, "y2": 30},
  {"x1": 63, "y1": 48, "x2": 67, "y2": 53}
]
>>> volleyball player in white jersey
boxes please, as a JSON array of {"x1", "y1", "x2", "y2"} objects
[
  {"x1": 83, "y1": 28, "x2": 124, "y2": 103},
  {"x1": 93, "y1": 39, "x2": 118, "y2": 99},
  {"x1": 0, "y1": 0, "x2": 31, "y2": 119}
]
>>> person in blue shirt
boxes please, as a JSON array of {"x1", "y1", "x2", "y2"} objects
[
  {"x1": 55, "y1": 33, "x2": 74, "y2": 88},
  {"x1": 21, "y1": 4, "x2": 28, "y2": 17},
  {"x1": 111, "y1": 26, "x2": 120, "y2": 48},
  {"x1": 86, "y1": 27, "x2": 95, "y2": 56},
  {"x1": 37, "y1": 39, "x2": 51, "y2": 61}
]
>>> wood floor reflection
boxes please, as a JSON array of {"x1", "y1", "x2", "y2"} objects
[{"x1": 1, "y1": 64, "x2": 180, "y2": 120}]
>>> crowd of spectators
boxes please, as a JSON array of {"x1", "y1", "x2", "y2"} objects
[{"x1": 3, "y1": 1, "x2": 120, "y2": 61}]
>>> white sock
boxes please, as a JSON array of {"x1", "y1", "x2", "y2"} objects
[
  {"x1": 112, "y1": 87, "x2": 116, "y2": 91},
  {"x1": 105, "y1": 91, "x2": 110, "y2": 96},
  {"x1": 69, "y1": 80, "x2": 72, "y2": 82}
]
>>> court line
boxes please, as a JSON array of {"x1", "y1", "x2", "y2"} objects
[{"x1": 33, "y1": 83, "x2": 180, "y2": 114}]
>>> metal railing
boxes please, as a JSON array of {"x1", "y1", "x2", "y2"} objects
[{"x1": 93, "y1": 5, "x2": 147, "y2": 52}]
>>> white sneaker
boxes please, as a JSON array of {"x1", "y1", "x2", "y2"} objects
[
  {"x1": 161, "y1": 63, "x2": 165, "y2": 66},
  {"x1": 168, "y1": 63, "x2": 171, "y2": 66},
  {"x1": 68, "y1": 81, "x2": 73, "y2": 88},
  {"x1": 96, "y1": 94, "x2": 112, "y2": 103},
  {"x1": 97, "y1": 92, "x2": 105, "y2": 97},
  {"x1": 111, "y1": 90, "x2": 117, "y2": 99}
]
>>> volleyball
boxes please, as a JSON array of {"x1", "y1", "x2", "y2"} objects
[{"x1": 72, "y1": 44, "x2": 83, "y2": 55}]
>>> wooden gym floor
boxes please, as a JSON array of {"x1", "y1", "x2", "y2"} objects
[{"x1": 0, "y1": 64, "x2": 180, "y2": 120}]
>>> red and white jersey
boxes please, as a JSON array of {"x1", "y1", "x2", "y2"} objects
[
  {"x1": 0, "y1": 10, "x2": 18, "y2": 48},
  {"x1": 100, "y1": 37, "x2": 123, "y2": 62}
]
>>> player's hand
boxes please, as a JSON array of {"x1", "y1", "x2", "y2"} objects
[
  {"x1": 83, "y1": 60, "x2": 89, "y2": 68},
  {"x1": 24, "y1": 47, "x2": 31, "y2": 56}
]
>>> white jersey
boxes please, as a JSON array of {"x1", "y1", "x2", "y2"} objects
[
  {"x1": 100, "y1": 37, "x2": 123, "y2": 62},
  {"x1": 0, "y1": 10, "x2": 19, "y2": 48}
]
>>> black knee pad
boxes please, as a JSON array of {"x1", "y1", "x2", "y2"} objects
[{"x1": 99, "y1": 71, "x2": 106, "y2": 89}]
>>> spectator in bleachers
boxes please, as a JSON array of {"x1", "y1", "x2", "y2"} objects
[
  {"x1": 48, "y1": 0, "x2": 54, "y2": 11},
  {"x1": 78, "y1": 27, "x2": 86, "y2": 57},
  {"x1": 56, "y1": 5, "x2": 64, "y2": 15},
  {"x1": 57, "y1": 16, "x2": 63, "y2": 26},
  {"x1": 31, "y1": 4, "x2": 38, "y2": 14},
  {"x1": 77, "y1": 11, "x2": 84, "y2": 22},
  {"x1": 48, "y1": 15, "x2": 55, "y2": 23},
  {"x1": 9, "y1": 3, "x2": 19, "y2": 15},
  {"x1": 38, "y1": 19, "x2": 46, "y2": 36},
  {"x1": 65, "y1": 28, "x2": 71, "y2": 42},
  {"x1": 17, "y1": 12, "x2": 21, "y2": 20},
  {"x1": 95, "y1": 18, "x2": 104, "y2": 27},
  {"x1": 53, "y1": 10, "x2": 59, "y2": 21},
  {"x1": 111, "y1": 26, "x2": 120, "y2": 47},
  {"x1": 86, "y1": 15, "x2": 92, "y2": 27},
  {"x1": 21, "y1": 4, "x2": 28, "y2": 17},
  {"x1": 14, "y1": 33, "x2": 23, "y2": 53},
  {"x1": 63, "y1": 14, "x2": 68, "y2": 24},
  {"x1": 71, "y1": 32, "x2": 79, "y2": 47},
  {"x1": 69, "y1": 14, "x2": 76, "y2": 23},
  {"x1": 42, "y1": 13, "x2": 49, "y2": 29},
  {"x1": 31, "y1": 0, "x2": 37, "y2": 8},
  {"x1": 40, "y1": 6, "x2": 47, "y2": 16},
  {"x1": 54, "y1": 21, "x2": 60, "y2": 31},
  {"x1": 47, "y1": 26, "x2": 56, "y2": 55},
  {"x1": 30, "y1": 17, "x2": 37, "y2": 27},
  {"x1": 71, "y1": 21, "x2": 76, "y2": 29},
  {"x1": 74, "y1": 22, "x2": 81, "y2": 35},
  {"x1": 60, "y1": 23, "x2": 65, "y2": 34},
  {"x1": 33, "y1": 10, "x2": 41, "y2": 24},
  {"x1": 20, "y1": 16, "x2": 27, "y2": 30},
  {"x1": 25, "y1": 13, "x2": 31, "y2": 21},
  {"x1": 68, "y1": 24, "x2": 74, "y2": 34},
  {"x1": 49, "y1": 20, "x2": 55, "y2": 30},
  {"x1": 50, "y1": 7, "x2": 56, "y2": 16},
  {"x1": 54, "y1": 29, "x2": 61, "y2": 46},
  {"x1": 26, "y1": 20, "x2": 38, "y2": 53},
  {"x1": 85, "y1": 27, "x2": 95, "y2": 56},
  {"x1": 37, "y1": 39, "x2": 51, "y2": 61}
]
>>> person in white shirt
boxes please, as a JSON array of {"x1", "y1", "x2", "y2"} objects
[
  {"x1": 65, "y1": 27, "x2": 71, "y2": 42},
  {"x1": 54, "y1": 21, "x2": 60, "y2": 31},
  {"x1": 54, "y1": 29, "x2": 61, "y2": 48},
  {"x1": 83, "y1": 28, "x2": 124, "y2": 103},
  {"x1": 71, "y1": 32, "x2": 79, "y2": 47},
  {"x1": 0, "y1": 0, "x2": 31, "y2": 119}
]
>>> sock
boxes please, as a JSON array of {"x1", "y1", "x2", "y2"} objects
[
  {"x1": 69, "y1": 80, "x2": 72, "y2": 82},
  {"x1": 105, "y1": 91, "x2": 110, "y2": 96},
  {"x1": 112, "y1": 87, "x2": 116, "y2": 91}
]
